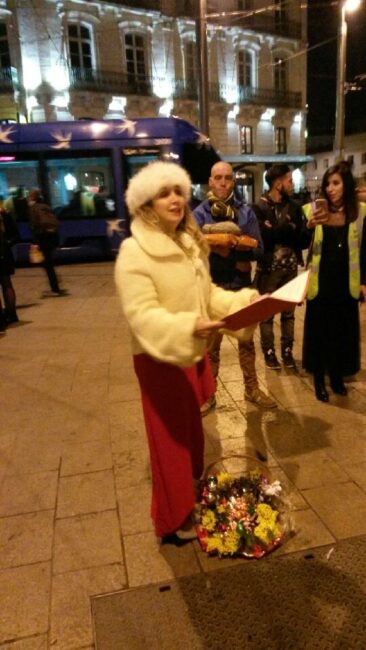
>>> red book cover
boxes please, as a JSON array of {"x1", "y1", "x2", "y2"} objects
[{"x1": 223, "y1": 271, "x2": 309, "y2": 331}]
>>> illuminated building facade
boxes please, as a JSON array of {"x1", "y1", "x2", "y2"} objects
[{"x1": 0, "y1": 0, "x2": 308, "y2": 193}]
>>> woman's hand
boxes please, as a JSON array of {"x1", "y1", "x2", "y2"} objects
[
  {"x1": 194, "y1": 318, "x2": 225, "y2": 339},
  {"x1": 307, "y1": 207, "x2": 329, "y2": 229}
]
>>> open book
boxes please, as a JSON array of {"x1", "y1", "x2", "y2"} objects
[{"x1": 223, "y1": 270, "x2": 309, "y2": 331}]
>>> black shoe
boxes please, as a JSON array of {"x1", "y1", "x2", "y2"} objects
[
  {"x1": 282, "y1": 347, "x2": 296, "y2": 368},
  {"x1": 330, "y1": 378, "x2": 347, "y2": 396},
  {"x1": 5, "y1": 311, "x2": 19, "y2": 325},
  {"x1": 53, "y1": 289, "x2": 68, "y2": 296},
  {"x1": 161, "y1": 533, "x2": 194, "y2": 547},
  {"x1": 264, "y1": 349, "x2": 281, "y2": 369},
  {"x1": 314, "y1": 375, "x2": 329, "y2": 402}
]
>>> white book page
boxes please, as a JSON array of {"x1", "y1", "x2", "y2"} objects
[{"x1": 271, "y1": 270, "x2": 309, "y2": 303}]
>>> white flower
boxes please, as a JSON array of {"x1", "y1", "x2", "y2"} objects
[{"x1": 262, "y1": 480, "x2": 282, "y2": 497}]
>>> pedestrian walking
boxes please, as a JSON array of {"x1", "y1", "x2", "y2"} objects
[{"x1": 27, "y1": 190, "x2": 66, "y2": 296}]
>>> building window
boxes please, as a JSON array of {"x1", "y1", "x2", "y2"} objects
[
  {"x1": 347, "y1": 155, "x2": 354, "y2": 166},
  {"x1": 240, "y1": 125, "x2": 253, "y2": 154},
  {"x1": 0, "y1": 23, "x2": 10, "y2": 69},
  {"x1": 125, "y1": 33, "x2": 147, "y2": 82},
  {"x1": 238, "y1": 0, "x2": 253, "y2": 10},
  {"x1": 312, "y1": 160, "x2": 317, "y2": 171},
  {"x1": 323, "y1": 158, "x2": 329, "y2": 170},
  {"x1": 362, "y1": 153, "x2": 366, "y2": 164},
  {"x1": 275, "y1": 127, "x2": 286, "y2": 154},
  {"x1": 274, "y1": 0, "x2": 287, "y2": 28},
  {"x1": 238, "y1": 50, "x2": 253, "y2": 87},
  {"x1": 274, "y1": 57, "x2": 287, "y2": 93},
  {"x1": 68, "y1": 24, "x2": 93, "y2": 70},
  {"x1": 184, "y1": 40, "x2": 197, "y2": 87}
]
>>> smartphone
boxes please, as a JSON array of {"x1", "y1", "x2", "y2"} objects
[{"x1": 315, "y1": 198, "x2": 328, "y2": 211}]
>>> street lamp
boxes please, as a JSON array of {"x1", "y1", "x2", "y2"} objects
[
  {"x1": 334, "y1": 0, "x2": 362, "y2": 160},
  {"x1": 195, "y1": 0, "x2": 209, "y2": 136}
]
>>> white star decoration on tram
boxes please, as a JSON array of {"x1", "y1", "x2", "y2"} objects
[
  {"x1": 0, "y1": 126, "x2": 15, "y2": 143},
  {"x1": 115, "y1": 120, "x2": 137, "y2": 136},
  {"x1": 195, "y1": 131, "x2": 210, "y2": 145},
  {"x1": 106, "y1": 219, "x2": 125, "y2": 236},
  {"x1": 50, "y1": 130, "x2": 72, "y2": 149}
]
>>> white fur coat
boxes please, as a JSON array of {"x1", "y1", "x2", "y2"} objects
[{"x1": 115, "y1": 218, "x2": 258, "y2": 367}]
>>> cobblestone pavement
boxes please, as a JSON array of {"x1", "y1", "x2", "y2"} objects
[{"x1": 1, "y1": 262, "x2": 366, "y2": 648}]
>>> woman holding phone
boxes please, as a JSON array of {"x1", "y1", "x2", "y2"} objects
[{"x1": 302, "y1": 161, "x2": 366, "y2": 402}]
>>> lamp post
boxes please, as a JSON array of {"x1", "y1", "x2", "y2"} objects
[
  {"x1": 334, "y1": 0, "x2": 362, "y2": 160},
  {"x1": 195, "y1": 0, "x2": 210, "y2": 136}
]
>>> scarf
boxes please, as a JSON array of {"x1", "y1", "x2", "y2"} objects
[{"x1": 207, "y1": 190, "x2": 236, "y2": 222}]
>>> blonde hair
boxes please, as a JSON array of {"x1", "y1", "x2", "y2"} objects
[{"x1": 135, "y1": 203, "x2": 209, "y2": 256}]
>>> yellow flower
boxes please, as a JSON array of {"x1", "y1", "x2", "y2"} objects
[
  {"x1": 206, "y1": 531, "x2": 240, "y2": 555},
  {"x1": 217, "y1": 504, "x2": 227, "y2": 515},
  {"x1": 254, "y1": 519, "x2": 280, "y2": 545},
  {"x1": 254, "y1": 503, "x2": 281, "y2": 545},
  {"x1": 201, "y1": 510, "x2": 217, "y2": 532},
  {"x1": 216, "y1": 472, "x2": 233, "y2": 489},
  {"x1": 206, "y1": 534, "x2": 223, "y2": 554},
  {"x1": 223, "y1": 530, "x2": 241, "y2": 554},
  {"x1": 256, "y1": 503, "x2": 277, "y2": 522}
]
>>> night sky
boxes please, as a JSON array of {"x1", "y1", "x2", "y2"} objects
[{"x1": 307, "y1": 0, "x2": 366, "y2": 142}]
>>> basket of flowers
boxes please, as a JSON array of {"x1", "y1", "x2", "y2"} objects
[{"x1": 196, "y1": 455, "x2": 289, "y2": 559}]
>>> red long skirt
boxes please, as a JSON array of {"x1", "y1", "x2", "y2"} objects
[{"x1": 133, "y1": 353, "x2": 215, "y2": 537}]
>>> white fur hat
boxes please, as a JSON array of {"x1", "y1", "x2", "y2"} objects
[{"x1": 125, "y1": 161, "x2": 191, "y2": 216}]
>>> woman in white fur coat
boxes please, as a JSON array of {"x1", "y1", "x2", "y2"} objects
[{"x1": 115, "y1": 161, "x2": 258, "y2": 546}]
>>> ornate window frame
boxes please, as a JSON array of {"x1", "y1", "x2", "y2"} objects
[{"x1": 118, "y1": 21, "x2": 152, "y2": 79}]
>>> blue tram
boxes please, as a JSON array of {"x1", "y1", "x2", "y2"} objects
[{"x1": 0, "y1": 117, "x2": 220, "y2": 263}]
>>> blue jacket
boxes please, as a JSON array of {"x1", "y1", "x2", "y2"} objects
[{"x1": 194, "y1": 196, "x2": 263, "y2": 289}]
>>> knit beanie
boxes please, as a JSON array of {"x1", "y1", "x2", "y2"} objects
[{"x1": 125, "y1": 161, "x2": 191, "y2": 216}]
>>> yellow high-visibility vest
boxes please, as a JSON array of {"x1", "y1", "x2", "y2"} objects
[{"x1": 302, "y1": 202, "x2": 366, "y2": 300}]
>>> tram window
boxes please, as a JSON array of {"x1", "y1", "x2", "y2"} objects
[
  {"x1": 122, "y1": 150, "x2": 160, "y2": 180},
  {"x1": 45, "y1": 154, "x2": 115, "y2": 219},
  {"x1": 0, "y1": 159, "x2": 39, "y2": 221}
]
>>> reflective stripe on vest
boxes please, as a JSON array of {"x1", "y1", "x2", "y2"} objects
[{"x1": 302, "y1": 202, "x2": 363, "y2": 300}]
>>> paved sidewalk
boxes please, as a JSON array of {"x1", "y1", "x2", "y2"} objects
[{"x1": 1, "y1": 263, "x2": 366, "y2": 649}]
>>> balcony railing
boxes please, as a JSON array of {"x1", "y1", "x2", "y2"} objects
[
  {"x1": 69, "y1": 68, "x2": 153, "y2": 95},
  {"x1": 172, "y1": 80, "x2": 225, "y2": 104},
  {"x1": 238, "y1": 85, "x2": 302, "y2": 109},
  {"x1": 69, "y1": 68, "x2": 302, "y2": 109},
  {"x1": 174, "y1": 81, "x2": 302, "y2": 109},
  {"x1": 0, "y1": 66, "x2": 19, "y2": 93}
]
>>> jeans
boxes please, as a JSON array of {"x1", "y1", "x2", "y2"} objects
[{"x1": 255, "y1": 267, "x2": 297, "y2": 354}]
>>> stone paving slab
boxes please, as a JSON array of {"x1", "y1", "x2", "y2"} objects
[{"x1": 1, "y1": 264, "x2": 366, "y2": 647}]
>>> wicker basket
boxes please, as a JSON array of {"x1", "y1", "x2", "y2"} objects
[{"x1": 197, "y1": 455, "x2": 289, "y2": 559}]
